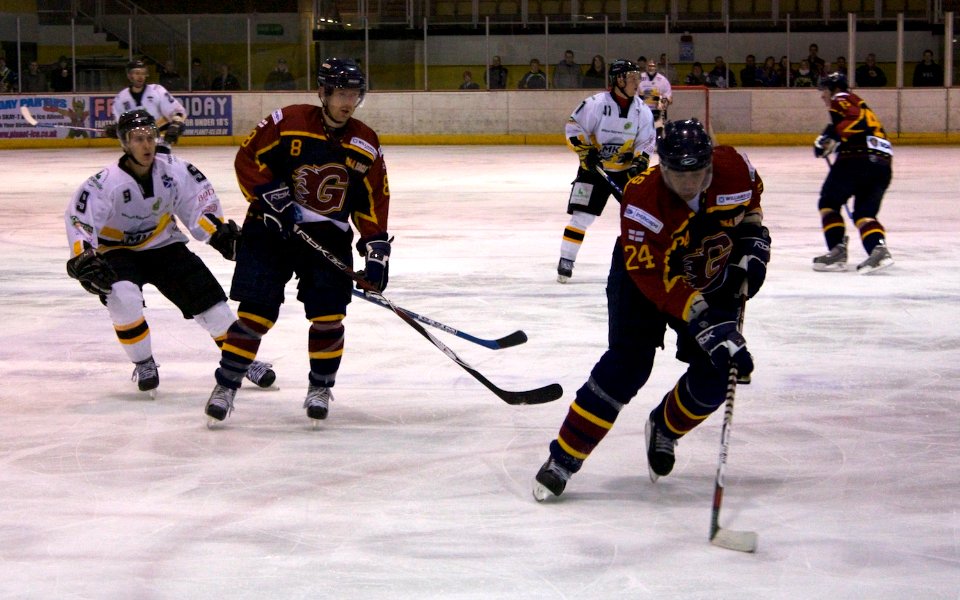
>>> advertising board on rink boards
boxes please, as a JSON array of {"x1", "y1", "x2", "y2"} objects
[{"x1": 0, "y1": 95, "x2": 234, "y2": 139}]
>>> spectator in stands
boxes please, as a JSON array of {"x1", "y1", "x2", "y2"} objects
[
  {"x1": 49, "y1": 56, "x2": 73, "y2": 92},
  {"x1": 855, "y1": 53, "x2": 887, "y2": 87},
  {"x1": 159, "y1": 60, "x2": 185, "y2": 91},
  {"x1": 759, "y1": 56, "x2": 781, "y2": 87},
  {"x1": 778, "y1": 56, "x2": 790, "y2": 87},
  {"x1": 739, "y1": 54, "x2": 762, "y2": 87},
  {"x1": 211, "y1": 63, "x2": 241, "y2": 91},
  {"x1": 684, "y1": 61, "x2": 707, "y2": 86},
  {"x1": 658, "y1": 53, "x2": 678, "y2": 84},
  {"x1": 519, "y1": 58, "x2": 547, "y2": 89},
  {"x1": 706, "y1": 56, "x2": 736, "y2": 88},
  {"x1": 191, "y1": 58, "x2": 210, "y2": 91},
  {"x1": 806, "y1": 43, "x2": 826, "y2": 80},
  {"x1": 553, "y1": 50, "x2": 582, "y2": 89},
  {"x1": 21, "y1": 60, "x2": 48, "y2": 92},
  {"x1": 486, "y1": 55, "x2": 508, "y2": 90},
  {"x1": 912, "y1": 49, "x2": 944, "y2": 87},
  {"x1": 833, "y1": 56, "x2": 848, "y2": 76},
  {"x1": 264, "y1": 57, "x2": 296, "y2": 90},
  {"x1": 0, "y1": 56, "x2": 18, "y2": 93},
  {"x1": 459, "y1": 70, "x2": 480, "y2": 90},
  {"x1": 792, "y1": 59, "x2": 816, "y2": 87},
  {"x1": 582, "y1": 55, "x2": 606, "y2": 88}
]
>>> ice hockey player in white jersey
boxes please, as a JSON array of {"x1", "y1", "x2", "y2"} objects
[
  {"x1": 556, "y1": 59, "x2": 656, "y2": 283},
  {"x1": 107, "y1": 59, "x2": 187, "y2": 147},
  {"x1": 64, "y1": 109, "x2": 276, "y2": 395},
  {"x1": 638, "y1": 58, "x2": 673, "y2": 138}
]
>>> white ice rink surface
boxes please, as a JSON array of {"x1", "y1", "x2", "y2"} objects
[{"x1": 0, "y1": 142, "x2": 958, "y2": 599}]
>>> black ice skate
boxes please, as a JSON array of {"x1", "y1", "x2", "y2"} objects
[
  {"x1": 813, "y1": 237, "x2": 848, "y2": 272},
  {"x1": 857, "y1": 242, "x2": 894, "y2": 275},
  {"x1": 245, "y1": 360, "x2": 277, "y2": 389},
  {"x1": 205, "y1": 383, "x2": 237, "y2": 427},
  {"x1": 645, "y1": 417, "x2": 677, "y2": 482},
  {"x1": 557, "y1": 258, "x2": 574, "y2": 283},
  {"x1": 131, "y1": 357, "x2": 159, "y2": 397},
  {"x1": 303, "y1": 384, "x2": 332, "y2": 427},
  {"x1": 532, "y1": 457, "x2": 573, "y2": 501}
]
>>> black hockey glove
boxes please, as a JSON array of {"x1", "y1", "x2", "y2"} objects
[
  {"x1": 357, "y1": 236, "x2": 391, "y2": 293},
  {"x1": 814, "y1": 125, "x2": 839, "y2": 158},
  {"x1": 255, "y1": 182, "x2": 296, "y2": 238},
  {"x1": 728, "y1": 224, "x2": 771, "y2": 299},
  {"x1": 66, "y1": 248, "x2": 118, "y2": 295},
  {"x1": 163, "y1": 120, "x2": 185, "y2": 144},
  {"x1": 628, "y1": 152, "x2": 651, "y2": 178},
  {"x1": 103, "y1": 122, "x2": 118, "y2": 139},
  {"x1": 207, "y1": 215, "x2": 241, "y2": 261},
  {"x1": 575, "y1": 145, "x2": 600, "y2": 171},
  {"x1": 689, "y1": 304, "x2": 753, "y2": 377}
]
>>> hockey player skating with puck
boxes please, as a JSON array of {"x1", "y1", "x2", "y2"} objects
[
  {"x1": 64, "y1": 109, "x2": 276, "y2": 395},
  {"x1": 556, "y1": 59, "x2": 656, "y2": 283},
  {"x1": 106, "y1": 59, "x2": 187, "y2": 148},
  {"x1": 812, "y1": 72, "x2": 894, "y2": 274},
  {"x1": 205, "y1": 58, "x2": 392, "y2": 427},
  {"x1": 534, "y1": 119, "x2": 769, "y2": 500}
]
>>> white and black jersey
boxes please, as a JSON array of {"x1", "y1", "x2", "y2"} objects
[
  {"x1": 112, "y1": 83, "x2": 186, "y2": 128},
  {"x1": 638, "y1": 72, "x2": 672, "y2": 110},
  {"x1": 65, "y1": 152, "x2": 224, "y2": 257},
  {"x1": 565, "y1": 91, "x2": 657, "y2": 173}
]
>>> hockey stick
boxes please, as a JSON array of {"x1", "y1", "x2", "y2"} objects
[
  {"x1": 350, "y1": 289, "x2": 527, "y2": 350},
  {"x1": 19, "y1": 105, "x2": 107, "y2": 133},
  {"x1": 293, "y1": 224, "x2": 562, "y2": 405},
  {"x1": 594, "y1": 165, "x2": 624, "y2": 201},
  {"x1": 709, "y1": 293, "x2": 758, "y2": 553}
]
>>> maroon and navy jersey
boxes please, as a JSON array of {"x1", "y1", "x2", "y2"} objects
[
  {"x1": 619, "y1": 145, "x2": 764, "y2": 321},
  {"x1": 235, "y1": 103, "x2": 390, "y2": 241},
  {"x1": 828, "y1": 91, "x2": 893, "y2": 161}
]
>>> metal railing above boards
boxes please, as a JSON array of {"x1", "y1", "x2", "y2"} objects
[{"x1": 4, "y1": 10, "x2": 953, "y2": 94}]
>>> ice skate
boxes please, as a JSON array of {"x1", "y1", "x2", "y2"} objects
[
  {"x1": 645, "y1": 417, "x2": 677, "y2": 482},
  {"x1": 557, "y1": 258, "x2": 574, "y2": 283},
  {"x1": 812, "y1": 237, "x2": 848, "y2": 272},
  {"x1": 304, "y1": 384, "x2": 333, "y2": 427},
  {"x1": 857, "y1": 242, "x2": 894, "y2": 275},
  {"x1": 205, "y1": 383, "x2": 237, "y2": 427},
  {"x1": 245, "y1": 360, "x2": 277, "y2": 389},
  {"x1": 532, "y1": 457, "x2": 572, "y2": 502},
  {"x1": 131, "y1": 357, "x2": 159, "y2": 398}
]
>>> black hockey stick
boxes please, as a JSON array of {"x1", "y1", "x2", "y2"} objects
[
  {"x1": 709, "y1": 293, "x2": 758, "y2": 553},
  {"x1": 350, "y1": 289, "x2": 527, "y2": 350},
  {"x1": 19, "y1": 105, "x2": 107, "y2": 133},
  {"x1": 293, "y1": 224, "x2": 562, "y2": 405},
  {"x1": 595, "y1": 165, "x2": 624, "y2": 201}
]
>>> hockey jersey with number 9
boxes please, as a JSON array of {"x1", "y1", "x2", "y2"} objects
[
  {"x1": 566, "y1": 91, "x2": 657, "y2": 172},
  {"x1": 65, "y1": 152, "x2": 225, "y2": 257}
]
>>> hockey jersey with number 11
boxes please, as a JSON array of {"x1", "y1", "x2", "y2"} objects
[{"x1": 566, "y1": 91, "x2": 657, "y2": 173}]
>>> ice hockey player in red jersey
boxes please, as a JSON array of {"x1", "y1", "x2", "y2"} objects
[
  {"x1": 205, "y1": 58, "x2": 391, "y2": 427},
  {"x1": 812, "y1": 72, "x2": 894, "y2": 274},
  {"x1": 533, "y1": 118, "x2": 770, "y2": 500}
]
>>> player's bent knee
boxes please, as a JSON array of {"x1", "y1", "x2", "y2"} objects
[{"x1": 105, "y1": 280, "x2": 145, "y2": 323}]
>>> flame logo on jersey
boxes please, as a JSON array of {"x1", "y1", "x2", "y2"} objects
[
  {"x1": 675, "y1": 231, "x2": 733, "y2": 290},
  {"x1": 292, "y1": 163, "x2": 350, "y2": 215}
]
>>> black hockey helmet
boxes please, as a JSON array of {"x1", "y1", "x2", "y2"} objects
[
  {"x1": 317, "y1": 58, "x2": 366, "y2": 100},
  {"x1": 117, "y1": 109, "x2": 157, "y2": 145},
  {"x1": 818, "y1": 71, "x2": 849, "y2": 92},
  {"x1": 608, "y1": 59, "x2": 641, "y2": 88},
  {"x1": 657, "y1": 118, "x2": 713, "y2": 172},
  {"x1": 126, "y1": 59, "x2": 147, "y2": 72}
]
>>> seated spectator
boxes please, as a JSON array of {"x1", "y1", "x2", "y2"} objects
[
  {"x1": 264, "y1": 58, "x2": 296, "y2": 90},
  {"x1": 739, "y1": 54, "x2": 762, "y2": 87},
  {"x1": 912, "y1": 49, "x2": 944, "y2": 87},
  {"x1": 758, "y1": 56, "x2": 781, "y2": 87},
  {"x1": 706, "y1": 56, "x2": 736, "y2": 88},
  {"x1": 834, "y1": 56, "x2": 848, "y2": 76},
  {"x1": 211, "y1": 63, "x2": 241, "y2": 91},
  {"x1": 486, "y1": 55, "x2": 508, "y2": 90},
  {"x1": 684, "y1": 61, "x2": 707, "y2": 85},
  {"x1": 777, "y1": 56, "x2": 790, "y2": 87},
  {"x1": 21, "y1": 60, "x2": 48, "y2": 92},
  {"x1": 792, "y1": 59, "x2": 816, "y2": 87},
  {"x1": 459, "y1": 70, "x2": 480, "y2": 90},
  {"x1": 806, "y1": 43, "x2": 826, "y2": 80},
  {"x1": 657, "y1": 53, "x2": 678, "y2": 84},
  {"x1": 191, "y1": 58, "x2": 210, "y2": 91},
  {"x1": 49, "y1": 56, "x2": 73, "y2": 92},
  {"x1": 855, "y1": 53, "x2": 887, "y2": 87},
  {"x1": 553, "y1": 50, "x2": 581, "y2": 89},
  {"x1": 519, "y1": 59, "x2": 547, "y2": 89},
  {"x1": 158, "y1": 60, "x2": 185, "y2": 91},
  {"x1": 582, "y1": 55, "x2": 606, "y2": 88},
  {"x1": 0, "y1": 56, "x2": 18, "y2": 93}
]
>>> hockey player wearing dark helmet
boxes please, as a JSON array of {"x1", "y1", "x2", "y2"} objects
[
  {"x1": 534, "y1": 116, "x2": 769, "y2": 501},
  {"x1": 606, "y1": 58, "x2": 641, "y2": 92},
  {"x1": 108, "y1": 57, "x2": 187, "y2": 146},
  {"x1": 116, "y1": 109, "x2": 157, "y2": 162},
  {"x1": 316, "y1": 58, "x2": 366, "y2": 128}
]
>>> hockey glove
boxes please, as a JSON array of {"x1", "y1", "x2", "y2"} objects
[
  {"x1": 728, "y1": 224, "x2": 771, "y2": 298},
  {"x1": 628, "y1": 152, "x2": 651, "y2": 178},
  {"x1": 163, "y1": 120, "x2": 185, "y2": 144},
  {"x1": 575, "y1": 145, "x2": 601, "y2": 171},
  {"x1": 814, "y1": 125, "x2": 840, "y2": 158},
  {"x1": 207, "y1": 215, "x2": 241, "y2": 261},
  {"x1": 689, "y1": 305, "x2": 754, "y2": 377},
  {"x1": 103, "y1": 122, "x2": 118, "y2": 139},
  {"x1": 255, "y1": 182, "x2": 296, "y2": 238},
  {"x1": 66, "y1": 248, "x2": 118, "y2": 295},
  {"x1": 357, "y1": 237, "x2": 391, "y2": 293}
]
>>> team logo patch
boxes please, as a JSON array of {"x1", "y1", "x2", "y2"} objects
[
  {"x1": 627, "y1": 229, "x2": 645, "y2": 243},
  {"x1": 716, "y1": 190, "x2": 752, "y2": 206},
  {"x1": 162, "y1": 174, "x2": 174, "y2": 188},
  {"x1": 624, "y1": 204, "x2": 663, "y2": 233},
  {"x1": 349, "y1": 136, "x2": 377, "y2": 158}
]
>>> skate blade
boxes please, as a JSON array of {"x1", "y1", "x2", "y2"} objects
[
  {"x1": 557, "y1": 274, "x2": 570, "y2": 283},
  {"x1": 857, "y1": 258, "x2": 894, "y2": 275},
  {"x1": 532, "y1": 481, "x2": 554, "y2": 502},
  {"x1": 812, "y1": 262, "x2": 847, "y2": 272},
  {"x1": 206, "y1": 416, "x2": 225, "y2": 430}
]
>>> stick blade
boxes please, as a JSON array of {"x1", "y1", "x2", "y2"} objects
[
  {"x1": 20, "y1": 105, "x2": 38, "y2": 125},
  {"x1": 710, "y1": 528, "x2": 758, "y2": 553},
  {"x1": 493, "y1": 330, "x2": 528, "y2": 349},
  {"x1": 495, "y1": 382, "x2": 563, "y2": 406}
]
